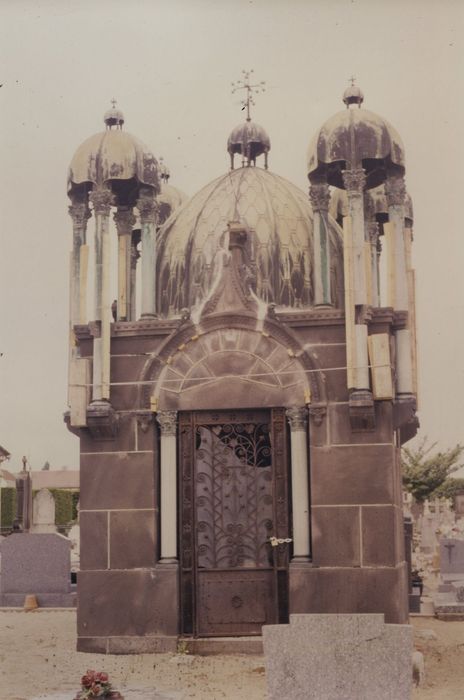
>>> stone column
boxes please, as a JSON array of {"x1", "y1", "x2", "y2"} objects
[
  {"x1": 364, "y1": 194, "x2": 380, "y2": 307},
  {"x1": 286, "y1": 407, "x2": 310, "y2": 561},
  {"x1": 130, "y1": 231, "x2": 141, "y2": 322},
  {"x1": 385, "y1": 174, "x2": 413, "y2": 395},
  {"x1": 309, "y1": 182, "x2": 331, "y2": 306},
  {"x1": 368, "y1": 223, "x2": 381, "y2": 307},
  {"x1": 341, "y1": 170, "x2": 370, "y2": 394},
  {"x1": 68, "y1": 196, "x2": 91, "y2": 326},
  {"x1": 157, "y1": 410, "x2": 178, "y2": 562},
  {"x1": 342, "y1": 168, "x2": 367, "y2": 306},
  {"x1": 114, "y1": 206, "x2": 136, "y2": 321},
  {"x1": 385, "y1": 173, "x2": 408, "y2": 311},
  {"x1": 137, "y1": 187, "x2": 158, "y2": 318},
  {"x1": 89, "y1": 186, "x2": 113, "y2": 401}
]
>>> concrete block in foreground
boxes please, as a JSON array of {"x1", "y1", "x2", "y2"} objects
[{"x1": 263, "y1": 613, "x2": 412, "y2": 700}]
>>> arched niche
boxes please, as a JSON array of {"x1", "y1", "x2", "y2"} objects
[{"x1": 137, "y1": 315, "x2": 326, "y2": 412}]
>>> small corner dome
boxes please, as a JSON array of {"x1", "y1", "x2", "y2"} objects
[
  {"x1": 67, "y1": 104, "x2": 159, "y2": 197},
  {"x1": 227, "y1": 121, "x2": 271, "y2": 161},
  {"x1": 307, "y1": 86, "x2": 405, "y2": 190}
]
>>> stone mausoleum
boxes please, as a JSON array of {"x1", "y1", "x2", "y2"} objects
[{"x1": 66, "y1": 79, "x2": 418, "y2": 653}]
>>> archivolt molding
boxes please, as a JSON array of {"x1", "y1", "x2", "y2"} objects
[{"x1": 137, "y1": 313, "x2": 326, "y2": 410}]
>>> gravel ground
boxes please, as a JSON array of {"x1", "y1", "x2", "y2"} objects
[{"x1": 0, "y1": 610, "x2": 463, "y2": 699}]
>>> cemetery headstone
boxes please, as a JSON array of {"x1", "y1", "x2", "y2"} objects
[
  {"x1": 0, "y1": 532, "x2": 76, "y2": 606},
  {"x1": 32, "y1": 488, "x2": 56, "y2": 534}
]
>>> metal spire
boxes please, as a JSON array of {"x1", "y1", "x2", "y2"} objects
[{"x1": 231, "y1": 69, "x2": 266, "y2": 122}]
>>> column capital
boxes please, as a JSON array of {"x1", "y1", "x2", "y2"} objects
[
  {"x1": 342, "y1": 167, "x2": 366, "y2": 195},
  {"x1": 89, "y1": 187, "x2": 114, "y2": 216},
  {"x1": 113, "y1": 206, "x2": 136, "y2": 235},
  {"x1": 309, "y1": 182, "x2": 330, "y2": 212},
  {"x1": 68, "y1": 200, "x2": 91, "y2": 228},
  {"x1": 286, "y1": 406, "x2": 308, "y2": 432},
  {"x1": 385, "y1": 173, "x2": 406, "y2": 207},
  {"x1": 157, "y1": 410, "x2": 178, "y2": 436},
  {"x1": 137, "y1": 187, "x2": 158, "y2": 224}
]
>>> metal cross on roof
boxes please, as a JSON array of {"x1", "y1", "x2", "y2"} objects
[
  {"x1": 349, "y1": 76, "x2": 356, "y2": 87},
  {"x1": 231, "y1": 69, "x2": 266, "y2": 122}
]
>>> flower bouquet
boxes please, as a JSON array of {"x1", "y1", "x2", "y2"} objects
[{"x1": 75, "y1": 670, "x2": 123, "y2": 699}]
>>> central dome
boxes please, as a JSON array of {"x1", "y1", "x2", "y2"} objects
[{"x1": 156, "y1": 167, "x2": 344, "y2": 316}]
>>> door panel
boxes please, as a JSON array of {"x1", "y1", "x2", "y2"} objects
[{"x1": 179, "y1": 408, "x2": 289, "y2": 637}]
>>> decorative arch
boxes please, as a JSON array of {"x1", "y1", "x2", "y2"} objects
[{"x1": 137, "y1": 314, "x2": 327, "y2": 412}]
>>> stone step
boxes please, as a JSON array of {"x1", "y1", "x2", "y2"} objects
[
  {"x1": 178, "y1": 636, "x2": 263, "y2": 655},
  {"x1": 436, "y1": 612, "x2": 464, "y2": 621}
]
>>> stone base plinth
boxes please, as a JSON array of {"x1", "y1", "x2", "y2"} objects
[
  {"x1": 263, "y1": 613, "x2": 412, "y2": 700},
  {"x1": 288, "y1": 561, "x2": 409, "y2": 624}
]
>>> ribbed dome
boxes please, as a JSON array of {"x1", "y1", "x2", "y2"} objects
[
  {"x1": 68, "y1": 130, "x2": 159, "y2": 198},
  {"x1": 227, "y1": 121, "x2": 271, "y2": 164},
  {"x1": 156, "y1": 167, "x2": 344, "y2": 316},
  {"x1": 307, "y1": 106, "x2": 405, "y2": 190}
]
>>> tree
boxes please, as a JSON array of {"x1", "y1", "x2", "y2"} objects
[{"x1": 402, "y1": 437, "x2": 464, "y2": 503}]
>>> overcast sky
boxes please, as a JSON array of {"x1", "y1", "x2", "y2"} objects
[{"x1": 0, "y1": 0, "x2": 463, "y2": 471}]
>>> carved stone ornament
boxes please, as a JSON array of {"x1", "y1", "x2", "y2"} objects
[
  {"x1": 349, "y1": 389, "x2": 375, "y2": 431},
  {"x1": 342, "y1": 168, "x2": 366, "y2": 195},
  {"x1": 136, "y1": 410, "x2": 154, "y2": 433},
  {"x1": 385, "y1": 174, "x2": 406, "y2": 207},
  {"x1": 86, "y1": 400, "x2": 118, "y2": 440},
  {"x1": 137, "y1": 188, "x2": 158, "y2": 224},
  {"x1": 89, "y1": 187, "x2": 114, "y2": 216},
  {"x1": 309, "y1": 405, "x2": 326, "y2": 427},
  {"x1": 285, "y1": 406, "x2": 308, "y2": 432},
  {"x1": 156, "y1": 410, "x2": 178, "y2": 436},
  {"x1": 114, "y1": 206, "x2": 136, "y2": 235},
  {"x1": 309, "y1": 183, "x2": 330, "y2": 212},
  {"x1": 68, "y1": 201, "x2": 91, "y2": 228}
]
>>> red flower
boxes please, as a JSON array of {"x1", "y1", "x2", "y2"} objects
[
  {"x1": 81, "y1": 674, "x2": 93, "y2": 688},
  {"x1": 95, "y1": 672, "x2": 109, "y2": 683}
]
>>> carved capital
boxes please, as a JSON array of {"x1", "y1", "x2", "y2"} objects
[
  {"x1": 113, "y1": 206, "x2": 136, "y2": 235},
  {"x1": 156, "y1": 410, "x2": 178, "y2": 436},
  {"x1": 137, "y1": 188, "x2": 158, "y2": 224},
  {"x1": 342, "y1": 168, "x2": 366, "y2": 195},
  {"x1": 89, "y1": 187, "x2": 114, "y2": 216},
  {"x1": 385, "y1": 174, "x2": 406, "y2": 207},
  {"x1": 68, "y1": 201, "x2": 91, "y2": 228},
  {"x1": 309, "y1": 183, "x2": 330, "y2": 212},
  {"x1": 309, "y1": 405, "x2": 326, "y2": 427},
  {"x1": 286, "y1": 406, "x2": 308, "y2": 432}
]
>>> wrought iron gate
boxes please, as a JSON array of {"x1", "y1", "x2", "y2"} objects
[{"x1": 179, "y1": 408, "x2": 290, "y2": 637}]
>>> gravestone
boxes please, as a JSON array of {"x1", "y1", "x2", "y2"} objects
[
  {"x1": 0, "y1": 532, "x2": 76, "y2": 606},
  {"x1": 440, "y1": 538, "x2": 464, "y2": 575},
  {"x1": 68, "y1": 522, "x2": 80, "y2": 571},
  {"x1": 32, "y1": 488, "x2": 56, "y2": 534},
  {"x1": 263, "y1": 614, "x2": 412, "y2": 700}
]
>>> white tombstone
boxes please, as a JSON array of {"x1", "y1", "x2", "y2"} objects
[
  {"x1": 32, "y1": 488, "x2": 56, "y2": 534},
  {"x1": 68, "y1": 522, "x2": 80, "y2": 569}
]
